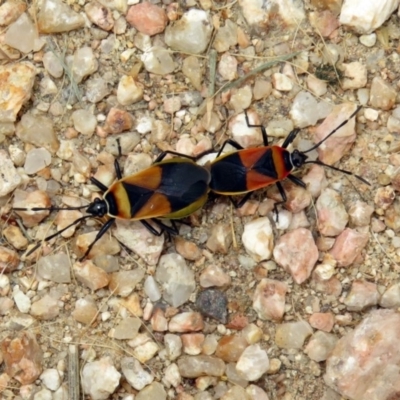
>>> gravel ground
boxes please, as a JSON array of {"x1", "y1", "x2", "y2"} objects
[{"x1": 1, "y1": 0, "x2": 400, "y2": 399}]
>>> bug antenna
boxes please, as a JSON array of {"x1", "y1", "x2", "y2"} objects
[
  {"x1": 304, "y1": 160, "x2": 370, "y2": 185},
  {"x1": 13, "y1": 205, "x2": 89, "y2": 212},
  {"x1": 25, "y1": 214, "x2": 93, "y2": 257},
  {"x1": 303, "y1": 105, "x2": 362, "y2": 154}
]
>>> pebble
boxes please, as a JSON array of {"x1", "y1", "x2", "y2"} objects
[
  {"x1": 342, "y1": 62, "x2": 367, "y2": 90},
  {"x1": 229, "y1": 85, "x2": 252, "y2": 114},
  {"x1": 307, "y1": 74, "x2": 328, "y2": 97},
  {"x1": 165, "y1": 9, "x2": 212, "y2": 54},
  {"x1": 144, "y1": 276, "x2": 161, "y2": 302},
  {"x1": 309, "y1": 312, "x2": 335, "y2": 332},
  {"x1": 24, "y1": 147, "x2": 51, "y2": 174},
  {"x1": 54, "y1": 210, "x2": 83, "y2": 238},
  {"x1": 316, "y1": 188, "x2": 349, "y2": 236},
  {"x1": 329, "y1": 228, "x2": 369, "y2": 267},
  {"x1": 199, "y1": 265, "x2": 231, "y2": 288},
  {"x1": 182, "y1": 333, "x2": 205, "y2": 356},
  {"x1": 4, "y1": 13, "x2": 37, "y2": 54},
  {"x1": 305, "y1": 331, "x2": 338, "y2": 362},
  {"x1": 275, "y1": 320, "x2": 313, "y2": 349},
  {"x1": 164, "y1": 97, "x2": 181, "y2": 114},
  {"x1": 236, "y1": 344, "x2": 269, "y2": 381},
  {"x1": 136, "y1": 381, "x2": 167, "y2": 400},
  {"x1": 309, "y1": 10, "x2": 339, "y2": 37},
  {"x1": 2, "y1": 332, "x2": 43, "y2": 385},
  {"x1": 108, "y1": 269, "x2": 145, "y2": 297},
  {"x1": 156, "y1": 253, "x2": 195, "y2": 307},
  {"x1": 8, "y1": 145, "x2": 25, "y2": 167},
  {"x1": 218, "y1": 53, "x2": 237, "y2": 81},
  {"x1": 314, "y1": 103, "x2": 358, "y2": 164},
  {"x1": 169, "y1": 312, "x2": 204, "y2": 333},
  {"x1": 385, "y1": 199, "x2": 400, "y2": 231},
  {"x1": 0, "y1": 0, "x2": 26, "y2": 26},
  {"x1": 164, "y1": 334, "x2": 183, "y2": 361},
  {"x1": 121, "y1": 357, "x2": 153, "y2": 390},
  {"x1": 40, "y1": 368, "x2": 61, "y2": 391},
  {"x1": 369, "y1": 76, "x2": 396, "y2": 111},
  {"x1": 86, "y1": 76, "x2": 111, "y2": 103},
  {"x1": 359, "y1": 33, "x2": 377, "y2": 47},
  {"x1": 253, "y1": 278, "x2": 288, "y2": 321},
  {"x1": 73, "y1": 260, "x2": 110, "y2": 291},
  {"x1": 126, "y1": 3, "x2": 167, "y2": 36},
  {"x1": 30, "y1": 295, "x2": 59, "y2": 320},
  {"x1": 85, "y1": 1, "x2": 114, "y2": 31},
  {"x1": 246, "y1": 384, "x2": 270, "y2": 400},
  {"x1": 72, "y1": 297, "x2": 98, "y2": 325},
  {"x1": 0, "y1": 246, "x2": 19, "y2": 273},
  {"x1": 71, "y1": 47, "x2": 98, "y2": 83},
  {"x1": 272, "y1": 73, "x2": 293, "y2": 91},
  {"x1": 348, "y1": 201, "x2": 374, "y2": 226},
  {"x1": 214, "y1": 19, "x2": 237, "y2": 52},
  {"x1": 132, "y1": 341, "x2": 159, "y2": 363},
  {"x1": 206, "y1": 224, "x2": 232, "y2": 254},
  {"x1": 215, "y1": 335, "x2": 248, "y2": 362},
  {"x1": 150, "y1": 308, "x2": 167, "y2": 332},
  {"x1": 0, "y1": 150, "x2": 21, "y2": 196},
  {"x1": 0, "y1": 62, "x2": 35, "y2": 124},
  {"x1": 13, "y1": 287, "x2": 31, "y2": 313},
  {"x1": 37, "y1": 253, "x2": 71, "y2": 283},
  {"x1": 374, "y1": 186, "x2": 395, "y2": 210},
  {"x1": 242, "y1": 323, "x2": 263, "y2": 344},
  {"x1": 290, "y1": 91, "x2": 332, "y2": 128},
  {"x1": 72, "y1": 109, "x2": 97, "y2": 136},
  {"x1": 242, "y1": 217, "x2": 274, "y2": 262},
  {"x1": 16, "y1": 113, "x2": 59, "y2": 153},
  {"x1": 37, "y1": 0, "x2": 85, "y2": 33},
  {"x1": 325, "y1": 309, "x2": 400, "y2": 399},
  {"x1": 344, "y1": 280, "x2": 380, "y2": 312},
  {"x1": 339, "y1": 0, "x2": 399, "y2": 34},
  {"x1": 380, "y1": 282, "x2": 400, "y2": 308},
  {"x1": 0, "y1": 275, "x2": 10, "y2": 296},
  {"x1": 42, "y1": 51, "x2": 63, "y2": 78},
  {"x1": 229, "y1": 110, "x2": 263, "y2": 148},
  {"x1": 273, "y1": 228, "x2": 318, "y2": 284},
  {"x1": 268, "y1": 181, "x2": 311, "y2": 213},
  {"x1": 182, "y1": 56, "x2": 202, "y2": 90},
  {"x1": 117, "y1": 75, "x2": 143, "y2": 106},
  {"x1": 253, "y1": 78, "x2": 272, "y2": 100},
  {"x1": 142, "y1": 46, "x2": 175, "y2": 75},
  {"x1": 177, "y1": 355, "x2": 225, "y2": 378},
  {"x1": 196, "y1": 288, "x2": 228, "y2": 323},
  {"x1": 113, "y1": 220, "x2": 163, "y2": 265},
  {"x1": 81, "y1": 357, "x2": 121, "y2": 400}
]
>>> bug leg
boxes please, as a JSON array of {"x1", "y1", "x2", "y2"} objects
[
  {"x1": 141, "y1": 220, "x2": 163, "y2": 236},
  {"x1": 281, "y1": 129, "x2": 301, "y2": 149},
  {"x1": 217, "y1": 139, "x2": 243, "y2": 157},
  {"x1": 244, "y1": 109, "x2": 269, "y2": 146},
  {"x1": 152, "y1": 219, "x2": 180, "y2": 235},
  {"x1": 287, "y1": 174, "x2": 307, "y2": 188},
  {"x1": 90, "y1": 177, "x2": 108, "y2": 192},
  {"x1": 80, "y1": 218, "x2": 115, "y2": 260},
  {"x1": 114, "y1": 139, "x2": 123, "y2": 180},
  {"x1": 273, "y1": 182, "x2": 288, "y2": 222},
  {"x1": 234, "y1": 192, "x2": 253, "y2": 208}
]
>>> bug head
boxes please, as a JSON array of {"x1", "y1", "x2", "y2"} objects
[
  {"x1": 290, "y1": 149, "x2": 308, "y2": 168},
  {"x1": 86, "y1": 197, "x2": 108, "y2": 217}
]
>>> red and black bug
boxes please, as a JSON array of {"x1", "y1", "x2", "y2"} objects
[{"x1": 208, "y1": 105, "x2": 369, "y2": 214}]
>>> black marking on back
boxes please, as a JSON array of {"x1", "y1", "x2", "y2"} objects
[
  {"x1": 120, "y1": 183, "x2": 154, "y2": 217},
  {"x1": 252, "y1": 148, "x2": 279, "y2": 178}
]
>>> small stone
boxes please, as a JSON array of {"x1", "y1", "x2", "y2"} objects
[
  {"x1": 242, "y1": 217, "x2": 274, "y2": 262},
  {"x1": 3, "y1": 225, "x2": 28, "y2": 250},
  {"x1": 359, "y1": 33, "x2": 377, "y2": 47},
  {"x1": 199, "y1": 265, "x2": 231, "y2": 288},
  {"x1": 117, "y1": 75, "x2": 143, "y2": 106},
  {"x1": 37, "y1": 253, "x2": 71, "y2": 283},
  {"x1": 215, "y1": 335, "x2": 248, "y2": 363},
  {"x1": 229, "y1": 85, "x2": 252, "y2": 114},
  {"x1": 242, "y1": 324, "x2": 263, "y2": 345},
  {"x1": 85, "y1": 1, "x2": 114, "y2": 31},
  {"x1": 163, "y1": 363, "x2": 181, "y2": 388},
  {"x1": 24, "y1": 147, "x2": 51, "y2": 174},
  {"x1": 142, "y1": 47, "x2": 175, "y2": 75},
  {"x1": 72, "y1": 297, "x2": 98, "y2": 325},
  {"x1": 0, "y1": 0, "x2": 26, "y2": 26},
  {"x1": 214, "y1": 19, "x2": 237, "y2": 52},
  {"x1": 169, "y1": 312, "x2": 204, "y2": 333},
  {"x1": 151, "y1": 308, "x2": 168, "y2": 332},
  {"x1": 275, "y1": 320, "x2": 313, "y2": 349},
  {"x1": 348, "y1": 201, "x2": 374, "y2": 227},
  {"x1": 30, "y1": 295, "x2": 59, "y2": 320},
  {"x1": 1, "y1": 332, "x2": 42, "y2": 385},
  {"x1": 246, "y1": 384, "x2": 270, "y2": 400},
  {"x1": 164, "y1": 334, "x2": 182, "y2": 361},
  {"x1": 73, "y1": 260, "x2": 110, "y2": 290},
  {"x1": 4, "y1": 13, "x2": 37, "y2": 53},
  {"x1": 272, "y1": 73, "x2": 293, "y2": 91},
  {"x1": 339, "y1": 0, "x2": 398, "y2": 34},
  {"x1": 74, "y1": 230, "x2": 120, "y2": 259},
  {"x1": 305, "y1": 331, "x2": 338, "y2": 362},
  {"x1": 86, "y1": 77, "x2": 111, "y2": 103},
  {"x1": 144, "y1": 276, "x2": 161, "y2": 302},
  {"x1": 71, "y1": 47, "x2": 98, "y2": 84},
  {"x1": 165, "y1": 9, "x2": 213, "y2": 54},
  {"x1": 13, "y1": 287, "x2": 31, "y2": 313},
  {"x1": 343, "y1": 280, "x2": 379, "y2": 312},
  {"x1": 121, "y1": 357, "x2": 154, "y2": 391},
  {"x1": 182, "y1": 333, "x2": 205, "y2": 356},
  {"x1": 55, "y1": 209, "x2": 83, "y2": 238},
  {"x1": 329, "y1": 228, "x2": 369, "y2": 267},
  {"x1": 37, "y1": 0, "x2": 85, "y2": 33},
  {"x1": 182, "y1": 56, "x2": 202, "y2": 90},
  {"x1": 268, "y1": 180, "x2": 311, "y2": 213},
  {"x1": 307, "y1": 74, "x2": 328, "y2": 97},
  {"x1": 229, "y1": 110, "x2": 263, "y2": 148},
  {"x1": 126, "y1": 3, "x2": 167, "y2": 36},
  {"x1": 196, "y1": 289, "x2": 228, "y2": 323},
  {"x1": 109, "y1": 269, "x2": 145, "y2": 297},
  {"x1": 81, "y1": 357, "x2": 121, "y2": 400},
  {"x1": 0, "y1": 150, "x2": 21, "y2": 196},
  {"x1": 40, "y1": 368, "x2": 61, "y2": 391},
  {"x1": 136, "y1": 382, "x2": 166, "y2": 400},
  {"x1": 72, "y1": 109, "x2": 97, "y2": 136},
  {"x1": 253, "y1": 278, "x2": 288, "y2": 321},
  {"x1": 218, "y1": 53, "x2": 237, "y2": 81},
  {"x1": 380, "y1": 282, "x2": 400, "y2": 308},
  {"x1": 309, "y1": 312, "x2": 335, "y2": 332},
  {"x1": 374, "y1": 186, "x2": 395, "y2": 210},
  {"x1": 42, "y1": 51, "x2": 63, "y2": 78},
  {"x1": 132, "y1": 341, "x2": 159, "y2": 363},
  {"x1": 177, "y1": 355, "x2": 225, "y2": 378},
  {"x1": 206, "y1": 224, "x2": 232, "y2": 254},
  {"x1": 236, "y1": 344, "x2": 269, "y2": 381},
  {"x1": 273, "y1": 228, "x2": 318, "y2": 284},
  {"x1": 253, "y1": 78, "x2": 272, "y2": 100},
  {"x1": 316, "y1": 188, "x2": 349, "y2": 236},
  {"x1": 369, "y1": 76, "x2": 396, "y2": 111},
  {"x1": 309, "y1": 10, "x2": 339, "y2": 37},
  {"x1": 163, "y1": 97, "x2": 181, "y2": 114},
  {"x1": 342, "y1": 62, "x2": 367, "y2": 90},
  {"x1": 0, "y1": 246, "x2": 19, "y2": 273}
]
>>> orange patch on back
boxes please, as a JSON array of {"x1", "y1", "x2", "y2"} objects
[
  {"x1": 134, "y1": 192, "x2": 172, "y2": 219},
  {"x1": 239, "y1": 147, "x2": 271, "y2": 169},
  {"x1": 246, "y1": 169, "x2": 277, "y2": 191},
  {"x1": 122, "y1": 166, "x2": 162, "y2": 191}
]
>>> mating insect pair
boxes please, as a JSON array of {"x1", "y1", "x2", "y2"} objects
[{"x1": 13, "y1": 105, "x2": 368, "y2": 259}]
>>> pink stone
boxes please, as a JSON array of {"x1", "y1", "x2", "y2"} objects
[
  {"x1": 309, "y1": 10, "x2": 339, "y2": 37},
  {"x1": 175, "y1": 237, "x2": 202, "y2": 261},
  {"x1": 348, "y1": 200, "x2": 374, "y2": 227},
  {"x1": 374, "y1": 186, "x2": 395, "y2": 210},
  {"x1": 314, "y1": 103, "x2": 358, "y2": 165},
  {"x1": 1, "y1": 332, "x2": 43, "y2": 385},
  {"x1": 215, "y1": 335, "x2": 248, "y2": 362},
  {"x1": 151, "y1": 308, "x2": 168, "y2": 332},
  {"x1": 267, "y1": 180, "x2": 311, "y2": 213},
  {"x1": 273, "y1": 228, "x2": 318, "y2": 284},
  {"x1": 252, "y1": 278, "x2": 288, "y2": 321},
  {"x1": 309, "y1": 312, "x2": 335, "y2": 332},
  {"x1": 181, "y1": 333, "x2": 205, "y2": 355},
  {"x1": 73, "y1": 260, "x2": 110, "y2": 290},
  {"x1": 325, "y1": 309, "x2": 400, "y2": 399},
  {"x1": 169, "y1": 312, "x2": 204, "y2": 333},
  {"x1": 126, "y1": 3, "x2": 167, "y2": 36},
  {"x1": 301, "y1": 164, "x2": 328, "y2": 198},
  {"x1": 343, "y1": 280, "x2": 379, "y2": 311},
  {"x1": 104, "y1": 107, "x2": 133, "y2": 134},
  {"x1": 0, "y1": 246, "x2": 19, "y2": 273},
  {"x1": 329, "y1": 228, "x2": 369, "y2": 267}
]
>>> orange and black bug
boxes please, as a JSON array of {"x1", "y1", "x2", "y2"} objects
[
  {"x1": 209, "y1": 105, "x2": 369, "y2": 214},
  {"x1": 13, "y1": 149, "x2": 210, "y2": 259}
]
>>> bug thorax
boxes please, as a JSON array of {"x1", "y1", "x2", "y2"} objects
[
  {"x1": 86, "y1": 197, "x2": 108, "y2": 217},
  {"x1": 290, "y1": 150, "x2": 308, "y2": 168}
]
